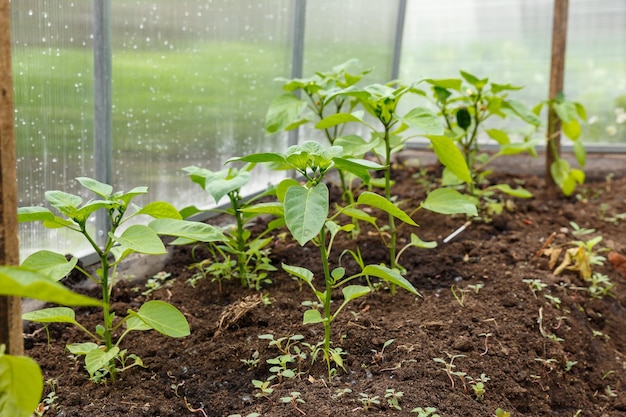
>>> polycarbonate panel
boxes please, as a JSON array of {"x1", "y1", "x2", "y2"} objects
[
  {"x1": 300, "y1": 0, "x2": 402, "y2": 143},
  {"x1": 110, "y1": 0, "x2": 293, "y2": 212},
  {"x1": 400, "y1": 0, "x2": 626, "y2": 145},
  {"x1": 303, "y1": 0, "x2": 400, "y2": 81},
  {"x1": 567, "y1": 0, "x2": 626, "y2": 144},
  {"x1": 12, "y1": 0, "x2": 95, "y2": 258}
]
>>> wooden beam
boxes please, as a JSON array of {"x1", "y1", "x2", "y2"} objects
[
  {"x1": 546, "y1": 0, "x2": 569, "y2": 185},
  {"x1": 0, "y1": 0, "x2": 23, "y2": 355}
]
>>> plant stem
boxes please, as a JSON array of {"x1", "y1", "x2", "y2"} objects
[
  {"x1": 318, "y1": 229, "x2": 333, "y2": 378},
  {"x1": 229, "y1": 191, "x2": 248, "y2": 287},
  {"x1": 383, "y1": 124, "x2": 398, "y2": 295}
]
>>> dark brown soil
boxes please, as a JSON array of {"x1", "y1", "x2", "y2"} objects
[{"x1": 25, "y1": 159, "x2": 626, "y2": 417}]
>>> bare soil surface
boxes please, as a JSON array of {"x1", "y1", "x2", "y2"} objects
[{"x1": 25, "y1": 158, "x2": 626, "y2": 417}]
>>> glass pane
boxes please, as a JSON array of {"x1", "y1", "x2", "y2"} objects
[
  {"x1": 400, "y1": 0, "x2": 626, "y2": 145},
  {"x1": 12, "y1": 0, "x2": 95, "y2": 258},
  {"x1": 110, "y1": 0, "x2": 294, "y2": 212}
]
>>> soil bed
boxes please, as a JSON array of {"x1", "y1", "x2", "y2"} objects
[{"x1": 25, "y1": 158, "x2": 626, "y2": 417}]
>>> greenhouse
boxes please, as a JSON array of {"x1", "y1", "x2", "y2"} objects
[{"x1": 1, "y1": 1, "x2": 626, "y2": 416}]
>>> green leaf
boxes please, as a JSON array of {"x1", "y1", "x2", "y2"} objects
[
  {"x1": 427, "y1": 135, "x2": 473, "y2": 184},
  {"x1": 76, "y1": 177, "x2": 113, "y2": 198},
  {"x1": 136, "y1": 201, "x2": 182, "y2": 220},
  {"x1": 303, "y1": 309, "x2": 325, "y2": 325},
  {"x1": 488, "y1": 184, "x2": 533, "y2": 198},
  {"x1": 422, "y1": 188, "x2": 478, "y2": 216},
  {"x1": 22, "y1": 307, "x2": 78, "y2": 325},
  {"x1": 333, "y1": 135, "x2": 371, "y2": 157},
  {"x1": 553, "y1": 101, "x2": 577, "y2": 123},
  {"x1": 0, "y1": 346, "x2": 43, "y2": 417},
  {"x1": 486, "y1": 128, "x2": 510, "y2": 145},
  {"x1": 264, "y1": 93, "x2": 308, "y2": 134},
  {"x1": 85, "y1": 346, "x2": 119, "y2": 377},
  {"x1": 401, "y1": 107, "x2": 443, "y2": 135},
  {"x1": 45, "y1": 190, "x2": 82, "y2": 218},
  {"x1": 17, "y1": 206, "x2": 55, "y2": 223},
  {"x1": 0, "y1": 267, "x2": 101, "y2": 306},
  {"x1": 315, "y1": 112, "x2": 363, "y2": 129},
  {"x1": 360, "y1": 265, "x2": 420, "y2": 296},
  {"x1": 276, "y1": 178, "x2": 300, "y2": 203},
  {"x1": 149, "y1": 219, "x2": 226, "y2": 243},
  {"x1": 342, "y1": 285, "x2": 371, "y2": 302},
  {"x1": 460, "y1": 70, "x2": 488, "y2": 89},
  {"x1": 282, "y1": 263, "x2": 314, "y2": 285},
  {"x1": 497, "y1": 139, "x2": 541, "y2": 156},
  {"x1": 357, "y1": 192, "x2": 417, "y2": 226},
  {"x1": 111, "y1": 224, "x2": 167, "y2": 255},
  {"x1": 409, "y1": 233, "x2": 438, "y2": 249},
  {"x1": 115, "y1": 186, "x2": 149, "y2": 206},
  {"x1": 562, "y1": 118, "x2": 581, "y2": 140},
  {"x1": 128, "y1": 300, "x2": 190, "y2": 338},
  {"x1": 503, "y1": 100, "x2": 542, "y2": 126},
  {"x1": 227, "y1": 152, "x2": 286, "y2": 166},
  {"x1": 425, "y1": 78, "x2": 463, "y2": 91},
  {"x1": 66, "y1": 342, "x2": 99, "y2": 355},
  {"x1": 126, "y1": 315, "x2": 153, "y2": 331},
  {"x1": 241, "y1": 202, "x2": 284, "y2": 217},
  {"x1": 284, "y1": 183, "x2": 329, "y2": 246},
  {"x1": 491, "y1": 82, "x2": 523, "y2": 93},
  {"x1": 21, "y1": 251, "x2": 77, "y2": 281},
  {"x1": 573, "y1": 140, "x2": 586, "y2": 167},
  {"x1": 550, "y1": 159, "x2": 570, "y2": 190}
]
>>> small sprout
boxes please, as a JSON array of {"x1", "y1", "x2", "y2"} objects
[
  {"x1": 605, "y1": 385, "x2": 618, "y2": 397},
  {"x1": 410, "y1": 407, "x2": 441, "y2": 417},
  {"x1": 371, "y1": 339, "x2": 394, "y2": 365},
  {"x1": 467, "y1": 283, "x2": 484, "y2": 294},
  {"x1": 466, "y1": 373, "x2": 490, "y2": 402},
  {"x1": 565, "y1": 360, "x2": 578, "y2": 372},
  {"x1": 357, "y1": 393, "x2": 381, "y2": 411},
  {"x1": 434, "y1": 353, "x2": 466, "y2": 389},
  {"x1": 240, "y1": 350, "x2": 260, "y2": 370},
  {"x1": 280, "y1": 392, "x2": 306, "y2": 415},
  {"x1": 479, "y1": 333, "x2": 492, "y2": 356},
  {"x1": 451, "y1": 285, "x2": 468, "y2": 307},
  {"x1": 251, "y1": 379, "x2": 273, "y2": 398},
  {"x1": 523, "y1": 278, "x2": 547, "y2": 297},
  {"x1": 384, "y1": 388, "x2": 403, "y2": 410},
  {"x1": 495, "y1": 409, "x2": 511, "y2": 417},
  {"x1": 333, "y1": 388, "x2": 352, "y2": 399},
  {"x1": 544, "y1": 294, "x2": 561, "y2": 309}
]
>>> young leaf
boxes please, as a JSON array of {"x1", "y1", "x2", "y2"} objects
[
  {"x1": 0, "y1": 267, "x2": 101, "y2": 307},
  {"x1": 110, "y1": 224, "x2": 167, "y2": 255},
  {"x1": 22, "y1": 307, "x2": 78, "y2": 325},
  {"x1": 488, "y1": 184, "x2": 533, "y2": 198},
  {"x1": 315, "y1": 112, "x2": 364, "y2": 129},
  {"x1": 264, "y1": 93, "x2": 308, "y2": 134},
  {"x1": 284, "y1": 183, "x2": 329, "y2": 246},
  {"x1": 303, "y1": 309, "x2": 325, "y2": 325},
  {"x1": 17, "y1": 206, "x2": 56, "y2": 223},
  {"x1": 44, "y1": 190, "x2": 82, "y2": 218},
  {"x1": 421, "y1": 188, "x2": 478, "y2": 216},
  {"x1": 85, "y1": 346, "x2": 120, "y2": 377},
  {"x1": 342, "y1": 285, "x2": 371, "y2": 302},
  {"x1": 360, "y1": 265, "x2": 420, "y2": 296},
  {"x1": 149, "y1": 218, "x2": 226, "y2": 243},
  {"x1": 282, "y1": 263, "x2": 314, "y2": 285},
  {"x1": 136, "y1": 201, "x2": 183, "y2": 220},
  {"x1": 21, "y1": 251, "x2": 77, "y2": 281},
  {"x1": 128, "y1": 300, "x2": 190, "y2": 338},
  {"x1": 356, "y1": 192, "x2": 417, "y2": 226},
  {"x1": 426, "y1": 135, "x2": 473, "y2": 184},
  {"x1": 76, "y1": 177, "x2": 113, "y2": 198},
  {"x1": 66, "y1": 342, "x2": 99, "y2": 355},
  {"x1": 401, "y1": 107, "x2": 444, "y2": 135},
  {"x1": 0, "y1": 346, "x2": 43, "y2": 417}
]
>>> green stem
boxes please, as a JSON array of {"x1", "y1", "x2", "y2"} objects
[
  {"x1": 383, "y1": 124, "x2": 397, "y2": 296},
  {"x1": 229, "y1": 191, "x2": 248, "y2": 287},
  {"x1": 318, "y1": 229, "x2": 333, "y2": 379}
]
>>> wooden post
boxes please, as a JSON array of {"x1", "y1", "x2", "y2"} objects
[
  {"x1": 546, "y1": 0, "x2": 569, "y2": 185},
  {"x1": 0, "y1": 0, "x2": 23, "y2": 355}
]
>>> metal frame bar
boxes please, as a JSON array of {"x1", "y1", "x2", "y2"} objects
[
  {"x1": 93, "y1": 0, "x2": 113, "y2": 245},
  {"x1": 391, "y1": 0, "x2": 407, "y2": 80},
  {"x1": 287, "y1": 0, "x2": 307, "y2": 148}
]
